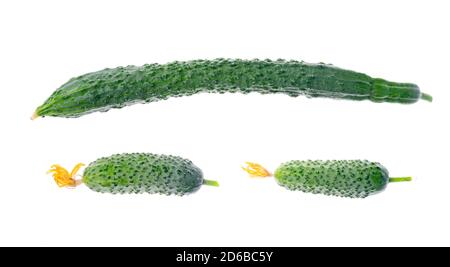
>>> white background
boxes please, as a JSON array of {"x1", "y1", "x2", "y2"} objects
[{"x1": 0, "y1": 0, "x2": 449, "y2": 247}]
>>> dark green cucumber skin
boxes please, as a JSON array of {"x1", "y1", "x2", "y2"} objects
[
  {"x1": 36, "y1": 59, "x2": 421, "y2": 118},
  {"x1": 82, "y1": 153, "x2": 204, "y2": 195},
  {"x1": 274, "y1": 160, "x2": 389, "y2": 198}
]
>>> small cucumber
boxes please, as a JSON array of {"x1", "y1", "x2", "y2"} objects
[
  {"x1": 242, "y1": 160, "x2": 411, "y2": 198},
  {"x1": 33, "y1": 59, "x2": 431, "y2": 119},
  {"x1": 48, "y1": 153, "x2": 219, "y2": 195}
]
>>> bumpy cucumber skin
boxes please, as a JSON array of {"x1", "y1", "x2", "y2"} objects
[
  {"x1": 82, "y1": 153, "x2": 204, "y2": 195},
  {"x1": 274, "y1": 160, "x2": 389, "y2": 198},
  {"x1": 36, "y1": 59, "x2": 421, "y2": 118}
]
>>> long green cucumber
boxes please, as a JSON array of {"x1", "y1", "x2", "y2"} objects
[
  {"x1": 242, "y1": 160, "x2": 411, "y2": 198},
  {"x1": 47, "y1": 153, "x2": 219, "y2": 195},
  {"x1": 33, "y1": 59, "x2": 431, "y2": 119}
]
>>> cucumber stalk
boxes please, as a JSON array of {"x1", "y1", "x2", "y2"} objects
[
  {"x1": 203, "y1": 179, "x2": 220, "y2": 187},
  {"x1": 389, "y1": 177, "x2": 412, "y2": 183},
  {"x1": 421, "y1": 93, "x2": 433, "y2": 102}
]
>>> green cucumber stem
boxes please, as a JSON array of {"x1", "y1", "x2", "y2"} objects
[
  {"x1": 203, "y1": 179, "x2": 220, "y2": 187},
  {"x1": 389, "y1": 177, "x2": 412, "y2": 183},
  {"x1": 421, "y1": 92, "x2": 433, "y2": 102}
]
